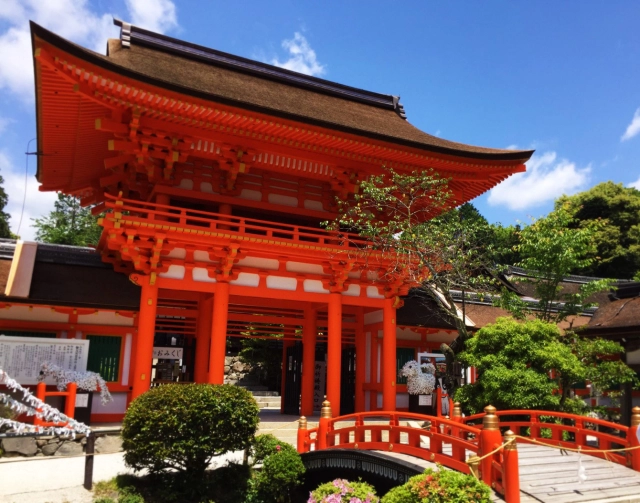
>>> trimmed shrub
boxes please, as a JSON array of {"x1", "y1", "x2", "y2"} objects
[
  {"x1": 309, "y1": 479, "x2": 379, "y2": 503},
  {"x1": 247, "y1": 436, "x2": 305, "y2": 503},
  {"x1": 381, "y1": 466, "x2": 490, "y2": 503},
  {"x1": 122, "y1": 384, "x2": 259, "y2": 479},
  {"x1": 250, "y1": 433, "x2": 295, "y2": 465}
]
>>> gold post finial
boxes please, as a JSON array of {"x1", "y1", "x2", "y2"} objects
[
  {"x1": 503, "y1": 429, "x2": 517, "y2": 450},
  {"x1": 631, "y1": 406, "x2": 640, "y2": 427},
  {"x1": 483, "y1": 405, "x2": 499, "y2": 430},
  {"x1": 298, "y1": 416, "x2": 307, "y2": 429},
  {"x1": 453, "y1": 402, "x2": 462, "y2": 418},
  {"x1": 321, "y1": 397, "x2": 332, "y2": 419}
]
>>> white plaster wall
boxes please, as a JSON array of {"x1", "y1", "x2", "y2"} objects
[
  {"x1": 286, "y1": 262, "x2": 325, "y2": 275},
  {"x1": 165, "y1": 248, "x2": 186, "y2": 259},
  {"x1": 239, "y1": 189, "x2": 262, "y2": 201},
  {"x1": 230, "y1": 273, "x2": 260, "y2": 287},
  {"x1": 343, "y1": 284, "x2": 361, "y2": 297},
  {"x1": 236, "y1": 256, "x2": 279, "y2": 270},
  {"x1": 303, "y1": 280, "x2": 329, "y2": 294},
  {"x1": 303, "y1": 200, "x2": 325, "y2": 211},
  {"x1": 193, "y1": 250, "x2": 214, "y2": 263},
  {"x1": 192, "y1": 267, "x2": 216, "y2": 282},
  {"x1": 78, "y1": 311, "x2": 134, "y2": 327},
  {"x1": 268, "y1": 193, "x2": 298, "y2": 207},
  {"x1": 91, "y1": 392, "x2": 127, "y2": 414},
  {"x1": 266, "y1": 276, "x2": 297, "y2": 291},
  {"x1": 627, "y1": 348, "x2": 640, "y2": 365},
  {"x1": 396, "y1": 393, "x2": 409, "y2": 408},
  {"x1": 366, "y1": 286, "x2": 383, "y2": 299},
  {"x1": 159, "y1": 265, "x2": 185, "y2": 280},
  {"x1": 0, "y1": 305, "x2": 68, "y2": 323}
]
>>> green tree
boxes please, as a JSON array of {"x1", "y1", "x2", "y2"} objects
[
  {"x1": 32, "y1": 194, "x2": 102, "y2": 246},
  {"x1": 0, "y1": 171, "x2": 13, "y2": 238},
  {"x1": 455, "y1": 318, "x2": 585, "y2": 413},
  {"x1": 330, "y1": 167, "x2": 500, "y2": 393},
  {"x1": 556, "y1": 182, "x2": 640, "y2": 279},
  {"x1": 493, "y1": 202, "x2": 638, "y2": 408},
  {"x1": 496, "y1": 202, "x2": 612, "y2": 324}
]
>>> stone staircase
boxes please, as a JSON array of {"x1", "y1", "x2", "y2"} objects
[{"x1": 226, "y1": 375, "x2": 281, "y2": 409}]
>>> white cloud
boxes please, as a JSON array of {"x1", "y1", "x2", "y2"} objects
[
  {"x1": 0, "y1": 0, "x2": 178, "y2": 101},
  {"x1": 125, "y1": 0, "x2": 178, "y2": 33},
  {"x1": 0, "y1": 151, "x2": 57, "y2": 241},
  {"x1": 627, "y1": 177, "x2": 640, "y2": 190},
  {"x1": 271, "y1": 32, "x2": 326, "y2": 77},
  {"x1": 621, "y1": 107, "x2": 640, "y2": 142},
  {"x1": 487, "y1": 151, "x2": 590, "y2": 211}
]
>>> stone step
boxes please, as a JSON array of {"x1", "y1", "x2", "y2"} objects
[
  {"x1": 235, "y1": 385, "x2": 269, "y2": 392},
  {"x1": 251, "y1": 391, "x2": 280, "y2": 397},
  {"x1": 253, "y1": 396, "x2": 282, "y2": 403},
  {"x1": 257, "y1": 401, "x2": 282, "y2": 409}
]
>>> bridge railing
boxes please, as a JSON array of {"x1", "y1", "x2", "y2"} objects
[
  {"x1": 461, "y1": 406, "x2": 640, "y2": 470},
  {"x1": 299, "y1": 400, "x2": 522, "y2": 503}
]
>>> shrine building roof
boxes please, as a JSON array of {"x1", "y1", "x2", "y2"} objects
[{"x1": 30, "y1": 20, "x2": 533, "y2": 164}]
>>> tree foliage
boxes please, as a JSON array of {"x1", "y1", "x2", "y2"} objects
[
  {"x1": 0, "y1": 171, "x2": 13, "y2": 239},
  {"x1": 455, "y1": 318, "x2": 584, "y2": 413},
  {"x1": 122, "y1": 384, "x2": 259, "y2": 479},
  {"x1": 330, "y1": 168, "x2": 499, "y2": 392},
  {"x1": 33, "y1": 193, "x2": 102, "y2": 246},
  {"x1": 495, "y1": 202, "x2": 612, "y2": 324},
  {"x1": 556, "y1": 182, "x2": 640, "y2": 279}
]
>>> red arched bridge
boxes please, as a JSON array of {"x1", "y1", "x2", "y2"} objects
[{"x1": 297, "y1": 401, "x2": 640, "y2": 503}]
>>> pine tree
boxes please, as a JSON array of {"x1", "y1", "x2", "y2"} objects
[{"x1": 32, "y1": 194, "x2": 102, "y2": 246}]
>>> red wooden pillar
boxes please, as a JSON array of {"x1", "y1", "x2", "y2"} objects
[
  {"x1": 326, "y1": 293, "x2": 342, "y2": 412},
  {"x1": 382, "y1": 298, "x2": 396, "y2": 411},
  {"x1": 354, "y1": 308, "x2": 366, "y2": 412},
  {"x1": 194, "y1": 293, "x2": 213, "y2": 383},
  {"x1": 629, "y1": 406, "x2": 640, "y2": 471},
  {"x1": 131, "y1": 278, "x2": 158, "y2": 400},
  {"x1": 208, "y1": 282, "x2": 229, "y2": 384},
  {"x1": 301, "y1": 306, "x2": 317, "y2": 417}
]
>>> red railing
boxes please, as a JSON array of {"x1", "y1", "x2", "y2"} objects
[
  {"x1": 298, "y1": 402, "x2": 520, "y2": 502},
  {"x1": 298, "y1": 403, "x2": 640, "y2": 503},
  {"x1": 461, "y1": 408, "x2": 640, "y2": 469},
  {"x1": 102, "y1": 193, "x2": 372, "y2": 251}
]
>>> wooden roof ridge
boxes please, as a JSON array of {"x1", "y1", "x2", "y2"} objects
[
  {"x1": 30, "y1": 21, "x2": 534, "y2": 163},
  {"x1": 113, "y1": 19, "x2": 405, "y2": 116}
]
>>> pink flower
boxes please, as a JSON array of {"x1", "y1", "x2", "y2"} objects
[{"x1": 276, "y1": 445, "x2": 281, "y2": 451}]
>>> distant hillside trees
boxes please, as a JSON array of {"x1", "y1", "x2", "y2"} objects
[{"x1": 556, "y1": 182, "x2": 640, "y2": 279}]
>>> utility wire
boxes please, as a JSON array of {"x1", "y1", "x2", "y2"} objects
[{"x1": 17, "y1": 138, "x2": 36, "y2": 237}]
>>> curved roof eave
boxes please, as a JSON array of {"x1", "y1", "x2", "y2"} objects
[{"x1": 30, "y1": 22, "x2": 534, "y2": 164}]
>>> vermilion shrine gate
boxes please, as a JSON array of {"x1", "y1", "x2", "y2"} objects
[{"x1": 15, "y1": 20, "x2": 533, "y2": 419}]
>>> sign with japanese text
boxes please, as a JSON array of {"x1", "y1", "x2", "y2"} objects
[
  {"x1": 313, "y1": 361, "x2": 326, "y2": 412},
  {"x1": 0, "y1": 335, "x2": 89, "y2": 385},
  {"x1": 153, "y1": 347, "x2": 184, "y2": 359}
]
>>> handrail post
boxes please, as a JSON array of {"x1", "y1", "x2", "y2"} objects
[
  {"x1": 480, "y1": 405, "x2": 502, "y2": 486},
  {"x1": 34, "y1": 382, "x2": 47, "y2": 427},
  {"x1": 317, "y1": 399, "x2": 332, "y2": 450},
  {"x1": 503, "y1": 430, "x2": 520, "y2": 503},
  {"x1": 451, "y1": 402, "x2": 464, "y2": 460},
  {"x1": 629, "y1": 406, "x2": 640, "y2": 471},
  {"x1": 65, "y1": 382, "x2": 77, "y2": 420},
  {"x1": 297, "y1": 416, "x2": 308, "y2": 454}
]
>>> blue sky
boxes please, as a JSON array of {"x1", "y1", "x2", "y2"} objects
[{"x1": 1, "y1": 1, "x2": 639, "y2": 239}]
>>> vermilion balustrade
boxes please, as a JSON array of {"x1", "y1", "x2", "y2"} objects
[
  {"x1": 102, "y1": 193, "x2": 372, "y2": 251},
  {"x1": 298, "y1": 402, "x2": 640, "y2": 503}
]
